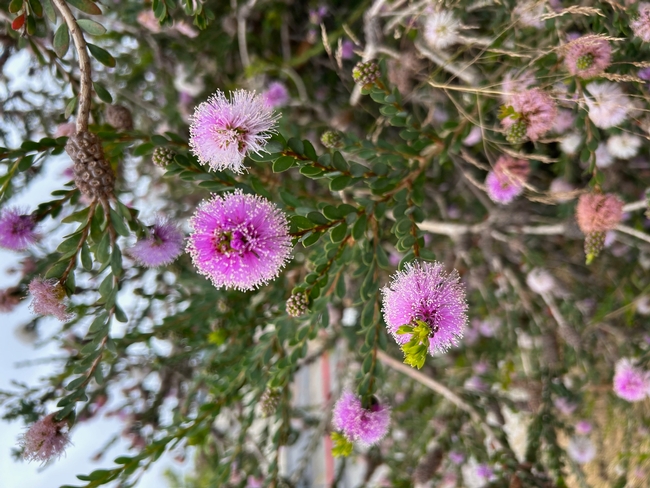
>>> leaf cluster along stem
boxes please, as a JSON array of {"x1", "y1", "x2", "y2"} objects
[
  {"x1": 50, "y1": 0, "x2": 92, "y2": 132},
  {"x1": 60, "y1": 200, "x2": 97, "y2": 283},
  {"x1": 282, "y1": 149, "x2": 378, "y2": 179}
]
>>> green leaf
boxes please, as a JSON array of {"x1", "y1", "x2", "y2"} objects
[
  {"x1": 330, "y1": 223, "x2": 347, "y2": 243},
  {"x1": 66, "y1": 0, "x2": 101, "y2": 15},
  {"x1": 81, "y1": 243, "x2": 93, "y2": 270},
  {"x1": 53, "y1": 23, "x2": 70, "y2": 59},
  {"x1": 290, "y1": 215, "x2": 312, "y2": 229},
  {"x1": 96, "y1": 232, "x2": 111, "y2": 263},
  {"x1": 111, "y1": 245, "x2": 123, "y2": 277},
  {"x1": 307, "y1": 211, "x2": 328, "y2": 225},
  {"x1": 329, "y1": 175, "x2": 352, "y2": 191},
  {"x1": 8, "y1": 0, "x2": 22, "y2": 13},
  {"x1": 87, "y1": 43, "x2": 116, "y2": 67},
  {"x1": 332, "y1": 152, "x2": 348, "y2": 171},
  {"x1": 287, "y1": 137, "x2": 304, "y2": 155},
  {"x1": 98, "y1": 273, "x2": 113, "y2": 298},
  {"x1": 62, "y1": 207, "x2": 90, "y2": 223},
  {"x1": 134, "y1": 142, "x2": 155, "y2": 156},
  {"x1": 93, "y1": 82, "x2": 112, "y2": 103},
  {"x1": 77, "y1": 18, "x2": 106, "y2": 35},
  {"x1": 109, "y1": 208, "x2": 130, "y2": 237},
  {"x1": 65, "y1": 375, "x2": 87, "y2": 391},
  {"x1": 64, "y1": 97, "x2": 77, "y2": 119},
  {"x1": 301, "y1": 231, "x2": 322, "y2": 247},
  {"x1": 272, "y1": 156, "x2": 295, "y2": 172},
  {"x1": 42, "y1": 0, "x2": 56, "y2": 22},
  {"x1": 352, "y1": 214, "x2": 367, "y2": 240},
  {"x1": 28, "y1": 0, "x2": 43, "y2": 18},
  {"x1": 57, "y1": 234, "x2": 81, "y2": 254},
  {"x1": 322, "y1": 205, "x2": 342, "y2": 220}
]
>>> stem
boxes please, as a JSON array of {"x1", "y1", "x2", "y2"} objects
[
  {"x1": 51, "y1": 0, "x2": 92, "y2": 133},
  {"x1": 60, "y1": 200, "x2": 97, "y2": 283}
]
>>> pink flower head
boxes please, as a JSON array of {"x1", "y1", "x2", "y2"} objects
[
  {"x1": 567, "y1": 436, "x2": 596, "y2": 464},
  {"x1": 333, "y1": 391, "x2": 391, "y2": 446},
  {"x1": 613, "y1": 358, "x2": 650, "y2": 402},
  {"x1": 129, "y1": 219, "x2": 184, "y2": 267},
  {"x1": 28, "y1": 278, "x2": 71, "y2": 322},
  {"x1": 553, "y1": 109, "x2": 576, "y2": 134},
  {"x1": 476, "y1": 464, "x2": 494, "y2": 479},
  {"x1": 381, "y1": 261, "x2": 468, "y2": 354},
  {"x1": 137, "y1": 9, "x2": 161, "y2": 33},
  {"x1": 576, "y1": 421, "x2": 592, "y2": 435},
  {"x1": 575, "y1": 193, "x2": 624, "y2": 234},
  {"x1": 262, "y1": 81, "x2": 290, "y2": 109},
  {"x1": 449, "y1": 451, "x2": 465, "y2": 464},
  {"x1": 187, "y1": 190, "x2": 292, "y2": 291},
  {"x1": 0, "y1": 207, "x2": 38, "y2": 251},
  {"x1": 564, "y1": 35, "x2": 611, "y2": 79},
  {"x1": 21, "y1": 413, "x2": 71, "y2": 463},
  {"x1": 584, "y1": 82, "x2": 631, "y2": 129},
  {"x1": 501, "y1": 88, "x2": 557, "y2": 141},
  {"x1": 341, "y1": 40, "x2": 355, "y2": 59},
  {"x1": 189, "y1": 90, "x2": 279, "y2": 174},
  {"x1": 485, "y1": 155, "x2": 530, "y2": 204},
  {"x1": 631, "y1": 3, "x2": 650, "y2": 42},
  {"x1": 554, "y1": 397, "x2": 577, "y2": 415}
]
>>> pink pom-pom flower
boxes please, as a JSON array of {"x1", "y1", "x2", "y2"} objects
[
  {"x1": 20, "y1": 413, "x2": 71, "y2": 463},
  {"x1": 189, "y1": 90, "x2": 279, "y2": 174},
  {"x1": 501, "y1": 88, "x2": 557, "y2": 142},
  {"x1": 129, "y1": 219, "x2": 184, "y2": 268},
  {"x1": 584, "y1": 82, "x2": 631, "y2": 129},
  {"x1": 613, "y1": 358, "x2": 650, "y2": 402},
  {"x1": 187, "y1": 190, "x2": 292, "y2": 291},
  {"x1": 28, "y1": 277, "x2": 71, "y2": 322},
  {"x1": 575, "y1": 193, "x2": 624, "y2": 234},
  {"x1": 485, "y1": 155, "x2": 530, "y2": 205},
  {"x1": 0, "y1": 207, "x2": 38, "y2": 251},
  {"x1": 631, "y1": 3, "x2": 650, "y2": 42},
  {"x1": 333, "y1": 391, "x2": 391, "y2": 446},
  {"x1": 381, "y1": 261, "x2": 468, "y2": 354},
  {"x1": 262, "y1": 81, "x2": 290, "y2": 108},
  {"x1": 563, "y1": 35, "x2": 611, "y2": 79}
]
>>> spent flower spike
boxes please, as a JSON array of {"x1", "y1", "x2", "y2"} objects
[
  {"x1": 21, "y1": 413, "x2": 71, "y2": 463},
  {"x1": 189, "y1": 89, "x2": 279, "y2": 174},
  {"x1": 333, "y1": 391, "x2": 391, "y2": 446},
  {"x1": 187, "y1": 190, "x2": 292, "y2": 291}
]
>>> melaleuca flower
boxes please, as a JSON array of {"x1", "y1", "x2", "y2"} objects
[
  {"x1": 381, "y1": 261, "x2": 468, "y2": 367},
  {"x1": 449, "y1": 451, "x2": 465, "y2": 465},
  {"x1": 575, "y1": 421, "x2": 592, "y2": 435},
  {"x1": 20, "y1": 413, "x2": 71, "y2": 463},
  {"x1": 189, "y1": 90, "x2": 279, "y2": 174},
  {"x1": 501, "y1": 88, "x2": 557, "y2": 142},
  {"x1": 631, "y1": 3, "x2": 650, "y2": 42},
  {"x1": 584, "y1": 82, "x2": 631, "y2": 129},
  {"x1": 526, "y1": 268, "x2": 556, "y2": 295},
  {"x1": 54, "y1": 123, "x2": 76, "y2": 138},
  {"x1": 613, "y1": 358, "x2": 650, "y2": 402},
  {"x1": 554, "y1": 397, "x2": 577, "y2": 416},
  {"x1": 262, "y1": 81, "x2": 289, "y2": 108},
  {"x1": 576, "y1": 193, "x2": 624, "y2": 235},
  {"x1": 187, "y1": 190, "x2": 292, "y2": 291},
  {"x1": 576, "y1": 192, "x2": 624, "y2": 263},
  {"x1": 552, "y1": 109, "x2": 575, "y2": 134},
  {"x1": 500, "y1": 70, "x2": 535, "y2": 103},
  {"x1": 595, "y1": 142, "x2": 614, "y2": 168},
  {"x1": 567, "y1": 436, "x2": 596, "y2": 464},
  {"x1": 0, "y1": 207, "x2": 38, "y2": 251},
  {"x1": 423, "y1": 10, "x2": 461, "y2": 50},
  {"x1": 606, "y1": 133, "x2": 642, "y2": 160},
  {"x1": 513, "y1": 0, "x2": 545, "y2": 28},
  {"x1": 549, "y1": 178, "x2": 575, "y2": 202},
  {"x1": 485, "y1": 155, "x2": 530, "y2": 205},
  {"x1": 129, "y1": 219, "x2": 184, "y2": 268},
  {"x1": 28, "y1": 278, "x2": 71, "y2": 322},
  {"x1": 333, "y1": 391, "x2": 391, "y2": 446},
  {"x1": 563, "y1": 35, "x2": 611, "y2": 79},
  {"x1": 559, "y1": 132, "x2": 582, "y2": 155}
]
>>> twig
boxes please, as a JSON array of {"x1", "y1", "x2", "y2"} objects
[
  {"x1": 51, "y1": 0, "x2": 92, "y2": 133},
  {"x1": 540, "y1": 292, "x2": 582, "y2": 351},
  {"x1": 616, "y1": 224, "x2": 650, "y2": 245}
]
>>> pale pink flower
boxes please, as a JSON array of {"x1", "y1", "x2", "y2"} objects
[
  {"x1": 564, "y1": 35, "x2": 611, "y2": 78},
  {"x1": 262, "y1": 81, "x2": 290, "y2": 108},
  {"x1": 607, "y1": 134, "x2": 642, "y2": 160},
  {"x1": 174, "y1": 20, "x2": 198, "y2": 38},
  {"x1": 552, "y1": 109, "x2": 575, "y2": 134},
  {"x1": 595, "y1": 143, "x2": 614, "y2": 168},
  {"x1": 567, "y1": 436, "x2": 596, "y2": 464},
  {"x1": 54, "y1": 123, "x2": 76, "y2": 138},
  {"x1": 631, "y1": 3, "x2": 650, "y2": 42},
  {"x1": 501, "y1": 70, "x2": 535, "y2": 103},
  {"x1": 463, "y1": 126, "x2": 483, "y2": 146},
  {"x1": 137, "y1": 10, "x2": 161, "y2": 33},
  {"x1": 575, "y1": 421, "x2": 592, "y2": 435},
  {"x1": 21, "y1": 413, "x2": 71, "y2": 463},
  {"x1": 501, "y1": 88, "x2": 557, "y2": 141},
  {"x1": 189, "y1": 90, "x2": 279, "y2": 174},
  {"x1": 129, "y1": 219, "x2": 184, "y2": 268},
  {"x1": 423, "y1": 10, "x2": 461, "y2": 50},
  {"x1": 554, "y1": 397, "x2": 577, "y2": 415},
  {"x1": 28, "y1": 277, "x2": 71, "y2": 322},
  {"x1": 584, "y1": 82, "x2": 631, "y2": 129},
  {"x1": 613, "y1": 358, "x2": 650, "y2": 402},
  {"x1": 576, "y1": 193, "x2": 624, "y2": 234},
  {"x1": 526, "y1": 268, "x2": 556, "y2": 294},
  {"x1": 549, "y1": 178, "x2": 575, "y2": 202}
]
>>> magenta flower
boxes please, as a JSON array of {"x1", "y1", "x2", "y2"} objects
[
  {"x1": 381, "y1": 261, "x2": 468, "y2": 354},
  {"x1": 28, "y1": 278, "x2": 71, "y2": 322},
  {"x1": 613, "y1": 358, "x2": 649, "y2": 402},
  {"x1": 129, "y1": 219, "x2": 184, "y2": 268},
  {"x1": 554, "y1": 397, "x2": 577, "y2": 416},
  {"x1": 187, "y1": 190, "x2": 292, "y2": 291},
  {"x1": 476, "y1": 464, "x2": 494, "y2": 480},
  {"x1": 631, "y1": 3, "x2": 650, "y2": 42},
  {"x1": 575, "y1": 421, "x2": 592, "y2": 436},
  {"x1": 564, "y1": 35, "x2": 611, "y2": 79},
  {"x1": 21, "y1": 413, "x2": 71, "y2": 463},
  {"x1": 485, "y1": 155, "x2": 530, "y2": 205},
  {"x1": 501, "y1": 88, "x2": 557, "y2": 142},
  {"x1": 0, "y1": 207, "x2": 38, "y2": 251},
  {"x1": 449, "y1": 451, "x2": 465, "y2": 465},
  {"x1": 262, "y1": 81, "x2": 290, "y2": 108},
  {"x1": 333, "y1": 391, "x2": 391, "y2": 446},
  {"x1": 189, "y1": 90, "x2": 279, "y2": 174}
]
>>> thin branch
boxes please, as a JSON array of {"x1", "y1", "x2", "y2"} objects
[
  {"x1": 51, "y1": 0, "x2": 92, "y2": 133},
  {"x1": 616, "y1": 224, "x2": 650, "y2": 245}
]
